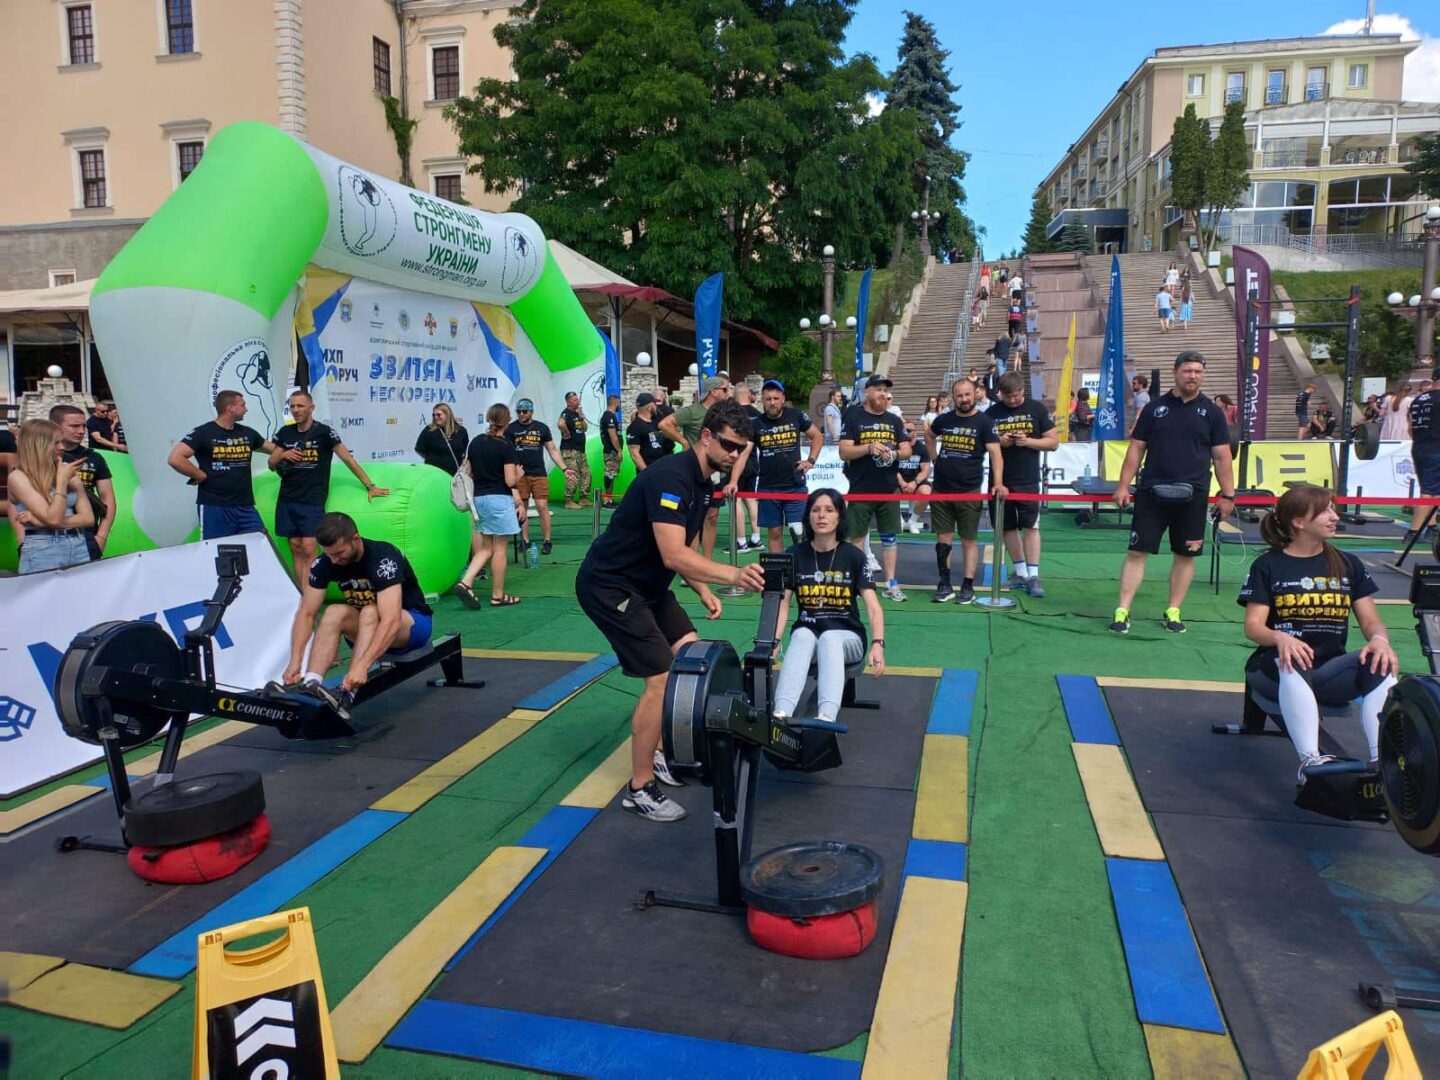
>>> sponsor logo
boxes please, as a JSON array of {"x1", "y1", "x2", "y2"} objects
[
  {"x1": 1153, "y1": 405, "x2": 1169, "y2": 419},
  {"x1": 340, "y1": 416, "x2": 365, "y2": 429},
  {"x1": 216, "y1": 697, "x2": 296, "y2": 723},
  {"x1": 210, "y1": 337, "x2": 278, "y2": 434},
  {"x1": 424, "y1": 312, "x2": 437, "y2": 335},
  {"x1": 339, "y1": 298, "x2": 353, "y2": 323},
  {"x1": 398, "y1": 309, "x2": 411, "y2": 331},
  {"x1": 337, "y1": 165, "x2": 398, "y2": 256},
  {"x1": 467, "y1": 319, "x2": 480, "y2": 342},
  {"x1": 377, "y1": 557, "x2": 398, "y2": 580},
  {"x1": 0, "y1": 696, "x2": 37, "y2": 743},
  {"x1": 501, "y1": 226, "x2": 542, "y2": 294},
  {"x1": 370, "y1": 302, "x2": 383, "y2": 328},
  {"x1": 449, "y1": 316, "x2": 459, "y2": 339}
]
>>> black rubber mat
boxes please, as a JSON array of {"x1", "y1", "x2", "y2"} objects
[
  {"x1": 432, "y1": 677, "x2": 934, "y2": 1052},
  {"x1": 0, "y1": 657, "x2": 566, "y2": 969},
  {"x1": 1106, "y1": 686, "x2": 1440, "y2": 1078}
]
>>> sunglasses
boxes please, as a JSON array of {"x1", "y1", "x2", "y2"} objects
[{"x1": 715, "y1": 433, "x2": 747, "y2": 454}]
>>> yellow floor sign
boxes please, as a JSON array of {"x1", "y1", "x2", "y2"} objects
[
  {"x1": 1101, "y1": 439, "x2": 1333, "y2": 493},
  {"x1": 193, "y1": 907, "x2": 340, "y2": 1080}
]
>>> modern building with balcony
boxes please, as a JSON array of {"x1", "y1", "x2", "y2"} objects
[{"x1": 1038, "y1": 33, "x2": 1436, "y2": 253}]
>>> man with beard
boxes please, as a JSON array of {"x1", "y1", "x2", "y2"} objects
[
  {"x1": 928, "y1": 378, "x2": 1004, "y2": 604},
  {"x1": 737, "y1": 379, "x2": 822, "y2": 551},
  {"x1": 839, "y1": 375, "x2": 911, "y2": 601},
  {"x1": 505, "y1": 398, "x2": 574, "y2": 554},
  {"x1": 577, "y1": 398, "x2": 765, "y2": 822},
  {"x1": 986, "y1": 372, "x2": 1057, "y2": 598},
  {"x1": 626, "y1": 393, "x2": 671, "y2": 471}
]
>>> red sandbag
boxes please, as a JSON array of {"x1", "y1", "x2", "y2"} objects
[
  {"x1": 746, "y1": 901, "x2": 878, "y2": 959},
  {"x1": 127, "y1": 814, "x2": 270, "y2": 884}
]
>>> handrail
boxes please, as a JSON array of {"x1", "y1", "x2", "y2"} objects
[{"x1": 942, "y1": 246, "x2": 983, "y2": 394}]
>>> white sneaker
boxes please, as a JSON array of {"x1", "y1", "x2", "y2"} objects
[
  {"x1": 622, "y1": 780, "x2": 687, "y2": 822},
  {"x1": 883, "y1": 584, "x2": 908, "y2": 602},
  {"x1": 866, "y1": 557, "x2": 882, "y2": 575},
  {"x1": 652, "y1": 748, "x2": 686, "y2": 787},
  {"x1": 1297, "y1": 753, "x2": 1338, "y2": 785}
]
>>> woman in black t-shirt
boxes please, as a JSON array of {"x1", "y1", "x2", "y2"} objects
[
  {"x1": 1238, "y1": 486, "x2": 1398, "y2": 782},
  {"x1": 414, "y1": 403, "x2": 469, "y2": 474},
  {"x1": 770, "y1": 489, "x2": 886, "y2": 723},
  {"x1": 453, "y1": 403, "x2": 522, "y2": 608}
]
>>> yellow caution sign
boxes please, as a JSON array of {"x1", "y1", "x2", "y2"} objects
[
  {"x1": 193, "y1": 907, "x2": 340, "y2": 1080},
  {"x1": 1297, "y1": 1010, "x2": 1420, "y2": 1080},
  {"x1": 1240, "y1": 440, "x2": 1334, "y2": 492}
]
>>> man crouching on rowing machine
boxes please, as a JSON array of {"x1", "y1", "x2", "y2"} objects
[{"x1": 274, "y1": 511, "x2": 433, "y2": 719}]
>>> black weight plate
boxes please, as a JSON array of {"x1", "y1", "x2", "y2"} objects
[
  {"x1": 124, "y1": 770, "x2": 265, "y2": 848},
  {"x1": 1353, "y1": 421, "x2": 1381, "y2": 462},
  {"x1": 1380, "y1": 676, "x2": 1440, "y2": 853},
  {"x1": 55, "y1": 620, "x2": 185, "y2": 747},
  {"x1": 740, "y1": 841, "x2": 885, "y2": 917},
  {"x1": 662, "y1": 640, "x2": 742, "y2": 778}
]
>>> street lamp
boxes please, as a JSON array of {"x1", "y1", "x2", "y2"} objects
[
  {"x1": 796, "y1": 243, "x2": 851, "y2": 380},
  {"x1": 912, "y1": 175, "x2": 941, "y2": 256},
  {"x1": 635, "y1": 351, "x2": 652, "y2": 367},
  {"x1": 1386, "y1": 205, "x2": 1440, "y2": 369}
]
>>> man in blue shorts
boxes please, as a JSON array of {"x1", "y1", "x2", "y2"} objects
[
  {"x1": 168, "y1": 390, "x2": 278, "y2": 539},
  {"x1": 738, "y1": 379, "x2": 823, "y2": 551},
  {"x1": 279, "y1": 511, "x2": 432, "y2": 718}
]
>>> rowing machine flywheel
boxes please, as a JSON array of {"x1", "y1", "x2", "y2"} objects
[
  {"x1": 54, "y1": 620, "x2": 185, "y2": 747},
  {"x1": 662, "y1": 640, "x2": 744, "y2": 780},
  {"x1": 1379, "y1": 675, "x2": 1440, "y2": 854}
]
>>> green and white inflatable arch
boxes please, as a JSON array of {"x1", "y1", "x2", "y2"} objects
[{"x1": 90, "y1": 121, "x2": 604, "y2": 548}]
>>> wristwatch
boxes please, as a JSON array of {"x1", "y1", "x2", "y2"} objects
[
  {"x1": 1218, "y1": 492, "x2": 1236, "y2": 499},
  {"x1": 873, "y1": 638, "x2": 885, "y2": 646}
]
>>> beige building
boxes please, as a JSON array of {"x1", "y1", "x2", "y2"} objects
[
  {"x1": 0, "y1": 0, "x2": 522, "y2": 295},
  {"x1": 1037, "y1": 34, "x2": 1437, "y2": 252}
]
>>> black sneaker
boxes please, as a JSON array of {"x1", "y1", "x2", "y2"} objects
[
  {"x1": 1162, "y1": 607, "x2": 1187, "y2": 634},
  {"x1": 541, "y1": 540, "x2": 552, "y2": 555},
  {"x1": 622, "y1": 780, "x2": 687, "y2": 822},
  {"x1": 933, "y1": 583, "x2": 955, "y2": 603},
  {"x1": 301, "y1": 679, "x2": 353, "y2": 721},
  {"x1": 1109, "y1": 608, "x2": 1131, "y2": 634},
  {"x1": 958, "y1": 582, "x2": 976, "y2": 605}
]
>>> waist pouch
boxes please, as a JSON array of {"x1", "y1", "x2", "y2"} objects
[{"x1": 1149, "y1": 482, "x2": 1195, "y2": 504}]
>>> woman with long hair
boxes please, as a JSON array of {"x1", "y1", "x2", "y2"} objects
[
  {"x1": 920, "y1": 395, "x2": 940, "y2": 432},
  {"x1": 1178, "y1": 283, "x2": 1193, "y2": 329},
  {"x1": 453, "y1": 403, "x2": 523, "y2": 607},
  {"x1": 1381, "y1": 386, "x2": 1412, "y2": 441},
  {"x1": 1071, "y1": 388, "x2": 1094, "y2": 441},
  {"x1": 8, "y1": 418, "x2": 94, "y2": 573},
  {"x1": 414, "y1": 403, "x2": 470, "y2": 475},
  {"x1": 1239, "y1": 486, "x2": 1398, "y2": 781},
  {"x1": 770, "y1": 489, "x2": 885, "y2": 724}
]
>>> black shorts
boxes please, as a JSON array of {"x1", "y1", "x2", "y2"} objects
[
  {"x1": 1003, "y1": 486, "x2": 1040, "y2": 530},
  {"x1": 576, "y1": 570, "x2": 696, "y2": 678},
  {"x1": 1128, "y1": 487, "x2": 1209, "y2": 557}
]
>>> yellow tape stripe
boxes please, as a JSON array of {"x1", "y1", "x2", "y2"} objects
[
  {"x1": 862, "y1": 877, "x2": 968, "y2": 1078},
  {"x1": 0, "y1": 950, "x2": 65, "y2": 991},
  {"x1": 462, "y1": 647, "x2": 599, "y2": 662},
  {"x1": 371, "y1": 715, "x2": 538, "y2": 813},
  {"x1": 1072, "y1": 743, "x2": 1164, "y2": 861},
  {"x1": 5, "y1": 959, "x2": 180, "y2": 1029},
  {"x1": 1144, "y1": 1023, "x2": 1245, "y2": 1080},
  {"x1": 912, "y1": 733, "x2": 968, "y2": 843},
  {"x1": 1096, "y1": 676, "x2": 1243, "y2": 694},
  {"x1": 332, "y1": 845, "x2": 545, "y2": 1062},
  {"x1": 0, "y1": 785, "x2": 102, "y2": 836},
  {"x1": 562, "y1": 740, "x2": 632, "y2": 809}
]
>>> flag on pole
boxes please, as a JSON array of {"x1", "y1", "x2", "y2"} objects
[
  {"x1": 1055, "y1": 312, "x2": 1077, "y2": 443},
  {"x1": 1094, "y1": 255, "x2": 1126, "y2": 441},
  {"x1": 854, "y1": 267, "x2": 873, "y2": 376},
  {"x1": 693, "y1": 273, "x2": 723, "y2": 378}
]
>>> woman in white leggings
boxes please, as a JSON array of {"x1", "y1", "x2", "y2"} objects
[{"x1": 771, "y1": 489, "x2": 886, "y2": 723}]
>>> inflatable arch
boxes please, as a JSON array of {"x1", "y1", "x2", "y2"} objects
[{"x1": 90, "y1": 121, "x2": 606, "y2": 548}]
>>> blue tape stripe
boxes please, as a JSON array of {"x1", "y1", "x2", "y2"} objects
[
  {"x1": 927, "y1": 669, "x2": 977, "y2": 735},
  {"x1": 127, "y1": 808, "x2": 405, "y2": 978},
  {"x1": 1106, "y1": 857, "x2": 1225, "y2": 1033},
  {"x1": 445, "y1": 805, "x2": 600, "y2": 971},
  {"x1": 515, "y1": 655, "x2": 618, "y2": 712},
  {"x1": 389, "y1": 1000, "x2": 863, "y2": 1079},
  {"x1": 1056, "y1": 674, "x2": 1120, "y2": 745},
  {"x1": 903, "y1": 839, "x2": 967, "y2": 882}
]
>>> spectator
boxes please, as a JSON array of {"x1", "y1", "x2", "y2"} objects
[
  {"x1": 1295, "y1": 383, "x2": 1314, "y2": 440},
  {"x1": 1006, "y1": 299, "x2": 1024, "y2": 339},
  {"x1": 506, "y1": 398, "x2": 573, "y2": 555},
  {"x1": 415, "y1": 403, "x2": 468, "y2": 475},
  {"x1": 626, "y1": 393, "x2": 669, "y2": 472},
  {"x1": 50, "y1": 404, "x2": 114, "y2": 561},
  {"x1": 1381, "y1": 386, "x2": 1413, "y2": 440},
  {"x1": 1305, "y1": 406, "x2": 1337, "y2": 440},
  {"x1": 1131, "y1": 374, "x2": 1152, "y2": 415},
  {"x1": 600, "y1": 394, "x2": 624, "y2": 505},
  {"x1": 557, "y1": 391, "x2": 592, "y2": 508},
  {"x1": 1164, "y1": 261, "x2": 1180, "y2": 294},
  {"x1": 86, "y1": 402, "x2": 121, "y2": 452},
  {"x1": 920, "y1": 395, "x2": 941, "y2": 432},
  {"x1": 8, "y1": 419, "x2": 94, "y2": 573},
  {"x1": 167, "y1": 390, "x2": 277, "y2": 540},
  {"x1": 109, "y1": 403, "x2": 128, "y2": 453},
  {"x1": 1177, "y1": 284, "x2": 1193, "y2": 330},
  {"x1": 1216, "y1": 393, "x2": 1239, "y2": 426},
  {"x1": 1155, "y1": 285, "x2": 1173, "y2": 333},
  {"x1": 1009, "y1": 271, "x2": 1025, "y2": 301},
  {"x1": 453, "y1": 403, "x2": 523, "y2": 608},
  {"x1": 1072, "y1": 388, "x2": 1095, "y2": 441},
  {"x1": 822, "y1": 385, "x2": 844, "y2": 445},
  {"x1": 974, "y1": 382, "x2": 992, "y2": 412}
]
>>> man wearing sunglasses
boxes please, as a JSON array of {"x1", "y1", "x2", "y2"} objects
[
  {"x1": 578, "y1": 397, "x2": 765, "y2": 822},
  {"x1": 658, "y1": 375, "x2": 734, "y2": 557},
  {"x1": 505, "y1": 398, "x2": 575, "y2": 555}
]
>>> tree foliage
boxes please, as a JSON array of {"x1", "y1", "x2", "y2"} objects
[
  {"x1": 888, "y1": 10, "x2": 975, "y2": 257},
  {"x1": 1405, "y1": 132, "x2": 1440, "y2": 201},
  {"x1": 1168, "y1": 104, "x2": 1210, "y2": 230},
  {"x1": 766, "y1": 334, "x2": 824, "y2": 405},
  {"x1": 1022, "y1": 191, "x2": 1054, "y2": 254},
  {"x1": 447, "y1": 0, "x2": 923, "y2": 335},
  {"x1": 1204, "y1": 100, "x2": 1250, "y2": 248},
  {"x1": 1053, "y1": 221, "x2": 1092, "y2": 254},
  {"x1": 1169, "y1": 101, "x2": 1249, "y2": 254}
]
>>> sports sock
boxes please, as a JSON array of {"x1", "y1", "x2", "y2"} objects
[
  {"x1": 751, "y1": 532, "x2": 760, "y2": 543},
  {"x1": 1277, "y1": 667, "x2": 1321, "y2": 760},
  {"x1": 303, "y1": 670, "x2": 324, "y2": 685},
  {"x1": 1013, "y1": 560, "x2": 1030, "y2": 578},
  {"x1": 962, "y1": 577, "x2": 974, "y2": 589},
  {"x1": 1029, "y1": 560, "x2": 1039, "y2": 576},
  {"x1": 887, "y1": 578, "x2": 898, "y2": 589},
  {"x1": 1361, "y1": 675, "x2": 1397, "y2": 761}
]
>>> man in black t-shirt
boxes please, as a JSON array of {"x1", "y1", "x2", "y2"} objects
[
  {"x1": 278, "y1": 512, "x2": 433, "y2": 718},
  {"x1": 1408, "y1": 387, "x2": 1440, "y2": 539},
  {"x1": 557, "y1": 391, "x2": 591, "y2": 508},
  {"x1": 577, "y1": 397, "x2": 765, "y2": 822},
  {"x1": 739, "y1": 379, "x2": 822, "y2": 552},
  {"x1": 626, "y1": 393, "x2": 672, "y2": 471},
  {"x1": 987, "y1": 372, "x2": 1057, "y2": 598},
  {"x1": 167, "y1": 389, "x2": 279, "y2": 540},
  {"x1": 840, "y1": 375, "x2": 911, "y2": 600},
  {"x1": 506, "y1": 398, "x2": 573, "y2": 554},
  {"x1": 928, "y1": 378, "x2": 1004, "y2": 604},
  {"x1": 269, "y1": 390, "x2": 388, "y2": 586},
  {"x1": 49, "y1": 404, "x2": 115, "y2": 561},
  {"x1": 1295, "y1": 384, "x2": 1314, "y2": 440},
  {"x1": 600, "y1": 394, "x2": 623, "y2": 505},
  {"x1": 86, "y1": 403, "x2": 121, "y2": 452},
  {"x1": 1111, "y1": 351, "x2": 1235, "y2": 635},
  {"x1": 898, "y1": 420, "x2": 931, "y2": 534}
]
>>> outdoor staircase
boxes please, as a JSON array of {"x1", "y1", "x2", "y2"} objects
[{"x1": 887, "y1": 262, "x2": 971, "y2": 417}]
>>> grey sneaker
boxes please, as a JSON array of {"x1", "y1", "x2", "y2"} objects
[
  {"x1": 883, "y1": 584, "x2": 908, "y2": 602},
  {"x1": 958, "y1": 582, "x2": 976, "y2": 605},
  {"x1": 652, "y1": 748, "x2": 686, "y2": 788},
  {"x1": 622, "y1": 780, "x2": 687, "y2": 822},
  {"x1": 1004, "y1": 571, "x2": 1029, "y2": 590},
  {"x1": 1026, "y1": 575, "x2": 1046, "y2": 598},
  {"x1": 933, "y1": 583, "x2": 955, "y2": 603},
  {"x1": 1297, "y1": 753, "x2": 1339, "y2": 785},
  {"x1": 301, "y1": 679, "x2": 353, "y2": 721}
]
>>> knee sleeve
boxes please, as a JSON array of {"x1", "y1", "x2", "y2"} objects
[
  {"x1": 935, "y1": 541, "x2": 951, "y2": 575},
  {"x1": 879, "y1": 533, "x2": 897, "y2": 549}
]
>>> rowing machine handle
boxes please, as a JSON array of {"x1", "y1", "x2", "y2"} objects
[{"x1": 789, "y1": 718, "x2": 850, "y2": 734}]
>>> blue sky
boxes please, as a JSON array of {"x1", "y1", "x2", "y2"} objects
[{"x1": 843, "y1": 3, "x2": 1440, "y2": 255}]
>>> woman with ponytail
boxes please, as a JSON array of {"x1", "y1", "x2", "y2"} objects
[
  {"x1": 1238, "y1": 485, "x2": 1399, "y2": 782},
  {"x1": 452, "y1": 403, "x2": 523, "y2": 608}
]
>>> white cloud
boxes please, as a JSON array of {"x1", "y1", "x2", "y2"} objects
[
  {"x1": 1320, "y1": 13, "x2": 1440, "y2": 102},
  {"x1": 865, "y1": 93, "x2": 885, "y2": 118}
]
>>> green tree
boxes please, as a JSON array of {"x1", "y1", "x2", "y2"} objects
[
  {"x1": 447, "y1": 0, "x2": 922, "y2": 334},
  {"x1": 1203, "y1": 100, "x2": 1249, "y2": 253},
  {"x1": 888, "y1": 10, "x2": 976, "y2": 259},
  {"x1": 1022, "y1": 191, "x2": 1055, "y2": 254},
  {"x1": 1168, "y1": 104, "x2": 1210, "y2": 247},
  {"x1": 767, "y1": 334, "x2": 824, "y2": 404},
  {"x1": 1053, "y1": 221, "x2": 1092, "y2": 254},
  {"x1": 1405, "y1": 132, "x2": 1440, "y2": 199}
]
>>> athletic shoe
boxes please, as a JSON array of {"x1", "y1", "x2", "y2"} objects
[
  {"x1": 933, "y1": 583, "x2": 955, "y2": 603},
  {"x1": 564, "y1": 501, "x2": 581, "y2": 510},
  {"x1": 261, "y1": 679, "x2": 303, "y2": 699},
  {"x1": 652, "y1": 748, "x2": 686, "y2": 788},
  {"x1": 301, "y1": 679, "x2": 353, "y2": 721},
  {"x1": 883, "y1": 584, "x2": 908, "y2": 602},
  {"x1": 1003, "y1": 570, "x2": 1029, "y2": 590},
  {"x1": 622, "y1": 780, "x2": 687, "y2": 822},
  {"x1": 958, "y1": 582, "x2": 976, "y2": 605},
  {"x1": 1109, "y1": 607, "x2": 1131, "y2": 634},
  {"x1": 866, "y1": 556, "x2": 882, "y2": 575},
  {"x1": 541, "y1": 540, "x2": 552, "y2": 555},
  {"x1": 910, "y1": 519, "x2": 925, "y2": 534},
  {"x1": 1026, "y1": 575, "x2": 1046, "y2": 599},
  {"x1": 1297, "y1": 753, "x2": 1339, "y2": 785},
  {"x1": 1162, "y1": 607, "x2": 1186, "y2": 634}
]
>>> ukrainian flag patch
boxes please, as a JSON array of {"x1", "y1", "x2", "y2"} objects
[{"x1": 659, "y1": 491, "x2": 682, "y2": 510}]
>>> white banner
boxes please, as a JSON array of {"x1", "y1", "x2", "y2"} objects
[
  {"x1": 1043, "y1": 442, "x2": 1099, "y2": 490},
  {"x1": 1348, "y1": 440, "x2": 1416, "y2": 500},
  {"x1": 805, "y1": 444, "x2": 850, "y2": 494},
  {"x1": 0, "y1": 535, "x2": 296, "y2": 797}
]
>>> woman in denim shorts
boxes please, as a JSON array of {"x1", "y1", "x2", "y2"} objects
[
  {"x1": 9, "y1": 419, "x2": 95, "y2": 574},
  {"x1": 452, "y1": 403, "x2": 524, "y2": 607}
]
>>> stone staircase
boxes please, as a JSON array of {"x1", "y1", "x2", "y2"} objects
[{"x1": 887, "y1": 262, "x2": 972, "y2": 417}]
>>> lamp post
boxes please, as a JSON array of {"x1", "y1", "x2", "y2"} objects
[
  {"x1": 797, "y1": 244, "x2": 858, "y2": 382},
  {"x1": 1385, "y1": 205, "x2": 1440, "y2": 371},
  {"x1": 910, "y1": 175, "x2": 940, "y2": 256}
]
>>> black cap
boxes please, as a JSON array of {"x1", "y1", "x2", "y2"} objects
[
  {"x1": 635, "y1": 392, "x2": 657, "y2": 407},
  {"x1": 1174, "y1": 350, "x2": 1207, "y2": 368},
  {"x1": 864, "y1": 375, "x2": 893, "y2": 389}
]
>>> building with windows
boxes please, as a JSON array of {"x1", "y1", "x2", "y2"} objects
[{"x1": 1038, "y1": 34, "x2": 1438, "y2": 253}]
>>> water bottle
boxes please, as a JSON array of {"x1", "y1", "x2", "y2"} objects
[
  {"x1": 527, "y1": 540, "x2": 541, "y2": 570},
  {"x1": 1082, "y1": 463, "x2": 1093, "y2": 490}
]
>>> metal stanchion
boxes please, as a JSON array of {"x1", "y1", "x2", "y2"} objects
[
  {"x1": 976, "y1": 492, "x2": 1016, "y2": 610},
  {"x1": 592, "y1": 489, "x2": 603, "y2": 539},
  {"x1": 718, "y1": 494, "x2": 747, "y2": 598}
]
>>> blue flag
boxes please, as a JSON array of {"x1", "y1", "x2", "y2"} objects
[
  {"x1": 693, "y1": 272, "x2": 723, "y2": 377},
  {"x1": 1095, "y1": 255, "x2": 1126, "y2": 441},
  {"x1": 599, "y1": 327, "x2": 621, "y2": 410},
  {"x1": 854, "y1": 267, "x2": 873, "y2": 375}
]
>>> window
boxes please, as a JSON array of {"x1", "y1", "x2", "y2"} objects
[
  {"x1": 165, "y1": 0, "x2": 193, "y2": 55},
  {"x1": 67, "y1": 4, "x2": 95, "y2": 65},
  {"x1": 1265, "y1": 70, "x2": 1286, "y2": 105},
  {"x1": 1186, "y1": 73, "x2": 1204, "y2": 97},
  {"x1": 1224, "y1": 71, "x2": 1245, "y2": 104},
  {"x1": 78, "y1": 149, "x2": 106, "y2": 207},
  {"x1": 1305, "y1": 66, "x2": 1327, "y2": 100},
  {"x1": 434, "y1": 174, "x2": 462, "y2": 202},
  {"x1": 432, "y1": 45, "x2": 459, "y2": 100},
  {"x1": 1347, "y1": 63, "x2": 1368, "y2": 89},
  {"x1": 50, "y1": 270, "x2": 77, "y2": 287},
  {"x1": 373, "y1": 37, "x2": 391, "y2": 95},
  {"x1": 177, "y1": 140, "x2": 203, "y2": 182}
]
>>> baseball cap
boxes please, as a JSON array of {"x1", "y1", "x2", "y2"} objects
[
  {"x1": 1173, "y1": 350, "x2": 1207, "y2": 369},
  {"x1": 761, "y1": 379, "x2": 785, "y2": 393},
  {"x1": 702, "y1": 375, "x2": 729, "y2": 395},
  {"x1": 516, "y1": 398, "x2": 535, "y2": 410},
  {"x1": 635, "y1": 392, "x2": 657, "y2": 407},
  {"x1": 864, "y1": 375, "x2": 893, "y2": 389}
]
